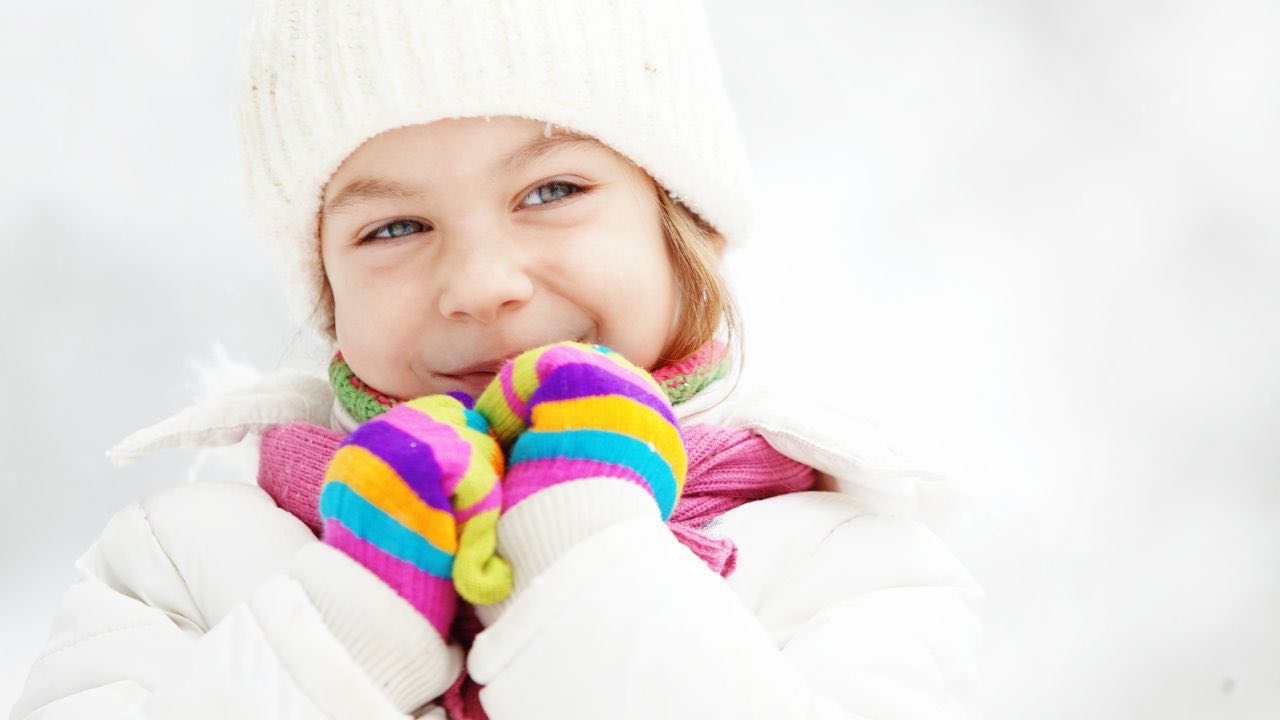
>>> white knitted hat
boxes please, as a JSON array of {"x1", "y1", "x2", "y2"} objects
[{"x1": 231, "y1": 0, "x2": 756, "y2": 342}]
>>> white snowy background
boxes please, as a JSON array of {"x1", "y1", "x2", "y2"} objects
[{"x1": 2, "y1": 1, "x2": 1277, "y2": 717}]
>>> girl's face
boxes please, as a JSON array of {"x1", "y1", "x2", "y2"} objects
[{"x1": 319, "y1": 115, "x2": 678, "y2": 400}]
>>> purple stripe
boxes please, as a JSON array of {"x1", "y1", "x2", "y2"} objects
[
  {"x1": 536, "y1": 345, "x2": 649, "y2": 393},
  {"x1": 531, "y1": 363, "x2": 677, "y2": 426},
  {"x1": 379, "y1": 408, "x2": 474, "y2": 495},
  {"x1": 323, "y1": 519, "x2": 457, "y2": 638},
  {"x1": 344, "y1": 418, "x2": 452, "y2": 513},
  {"x1": 446, "y1": 390, "x2": 475, "y2": 409},
  {"x1": 502, "y1": 457, "x2": 653, "y2": 510},
  {"x1": 379, "y1": 406, "x2": 472, "y2": 476}
]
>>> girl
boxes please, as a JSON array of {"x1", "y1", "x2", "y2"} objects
[{"x1": 12, "y1": 1, "x2": 983, "y2": 718}]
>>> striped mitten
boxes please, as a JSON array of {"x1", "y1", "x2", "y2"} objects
[
  {"x1": 472, "y1": 341, "x2": 687, "y2": 618},
  {"x1": 319, "y1": 393, "x2": 513, "y2": 640}
]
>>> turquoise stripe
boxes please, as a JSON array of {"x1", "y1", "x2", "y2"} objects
[
  {"x1": 464, "y1": 409, "x2": 490, "y2": 435},
  {"x1": 319, "y1": 482, "x2": 454, "y2": 578},
  {"x1": 510, "y1": 429, "x2": 677, "y2": 517}
]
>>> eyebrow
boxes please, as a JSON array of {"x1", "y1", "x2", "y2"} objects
[
  {"x1": 322, "y1": 131, "x2": 600, "y2": 217},
  {"x1": 322, "y1": 178, "x2": 420, "y2": 217},
  {"x1": 499, "y1": 131, "x2": 599, "y2": 174}
]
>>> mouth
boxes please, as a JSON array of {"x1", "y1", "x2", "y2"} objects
[
  {"x1": 440, "y1": 370, "x2": 499, "y2": 399},
  {"x1": 441, "y1": 334, "x2": 592, "y2": 387},
  {"x1": 452, "y1": 370, "x2": 499, "y2": 387}
]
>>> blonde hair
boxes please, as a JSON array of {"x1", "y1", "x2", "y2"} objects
[
  {"x1": 650, "y1": 178, "x2": 745, "y2": 373},
  {"x1": 312, "y1": 163, "x2": 746, "y2": 383}
]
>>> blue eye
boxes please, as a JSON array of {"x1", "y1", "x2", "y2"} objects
[
  {"x1": 358, "y1": 181, "x2": 584, "y2": 245},
  {"x1": 521, "y1": 181, "x2": 584, "y2": 207},
  {"x1": 361, "y1": 219, "x2": 428, "y2": 244}
]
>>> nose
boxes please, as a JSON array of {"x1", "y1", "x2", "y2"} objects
[{"x1": 437, "y1": 241, "x2": 535, "y2": 324}]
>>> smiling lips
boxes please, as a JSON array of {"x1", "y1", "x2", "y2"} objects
[
  {"x1": 442, "y1": 334, "x2": 591, "y2": 387},
  {"x1": 443, "y1": 370, "x2": 500, "y2": 398}
]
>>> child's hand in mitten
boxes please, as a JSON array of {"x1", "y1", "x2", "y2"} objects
[
  {"x1": 471, "y1": 341, "x2": 687, "y2": 620},
  {"x1": 319, "y1": 393, "x2": 514, "y2": 639}
]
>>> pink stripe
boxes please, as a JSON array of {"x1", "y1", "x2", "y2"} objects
[
  {"x1": 455, "y1": 483, "x2": 503, "y2": 525},
  {"x1": 499, "y1": 362, "x2": 528, "y2": 424},
  {"x1": 502, "y1": 457, "x2": 654, "y2": 510},
  {"x1": 380, "y1": 408, "x2": 473, "y2": 484},
  {"x1": 650, "y1": 339, "x2": 726, "y2": 383},
  {"x1": 535, "y1": 345, "x2": 665, "y2": 405},
  {"x1": 323, "y1": 519, "x2": 457, "y2": 638}
]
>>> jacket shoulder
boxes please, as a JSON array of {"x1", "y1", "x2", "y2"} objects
[
  {"x1": 693, "y1": 380, "x2": 997, "y2": 540},
  {"x1": 708, "y1": 490, "x2": 983, "y2": 644},
  {"x1": 81, "y1": 482, "x2": 318, "y2": 631},
  {"x1": 107, "y1": 363, "x2": 333, "y2": 467}
]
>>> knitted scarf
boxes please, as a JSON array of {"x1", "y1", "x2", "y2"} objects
[
  {"x1": 328, "y1": 339, "x2": 734, "y2": 425},
  {"x1": 256, "y1": 339, "x2": 816, "y2": 719}
]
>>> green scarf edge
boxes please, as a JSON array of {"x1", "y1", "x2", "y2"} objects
[{"x1": 330, "y1": 345, "x2": 732, "y2": 425}]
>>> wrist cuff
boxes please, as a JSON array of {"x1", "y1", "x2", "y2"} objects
[
  {"x1": 476, "y1": 477, "x2": 657, "y2": 625},
  {"x1": 290, "y1": 542, "x2": 463, "y2": 713}
]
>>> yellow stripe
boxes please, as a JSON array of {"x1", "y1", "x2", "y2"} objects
[
  {"x1": 475, "y1": 341, "x2": 668, "y2": 449},
  {"x1": 511, "y1": 346, "x2": 547, "y2": 403},
  {"x1": 475, "y1": 379, "x2": 524, "y2": 448},
  {"x1": 454, "y1": 509, "x2": 513, "y2": 605},
  {"x1": 405, "y1": 395, "x2": 502, "y2": 448},
  {"x1": 532, "y1": 395, "x2": 687, "y2": 482},
  {"x1": 452, "y1": 441, "x2": 502, "y2": 510},
  {"x1": 325, "y1": 444, "x2": 458, "y2": 553},
  {"x1": 404, "y1": 395, "x2": 466, "y2": 425}
]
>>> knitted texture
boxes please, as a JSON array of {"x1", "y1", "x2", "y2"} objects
[
  {"x1": 473, "y1": 341, "x2": 687, "y2": 521},
  {"x1": 318, "y1": 394, "x2": 511, "y2": 639},
  {"x1": 258, "y1": 412, "x2": 817, "y2": 720},
  {"x1": 232, "y1": 0, "x2": 755, "y2": 340},
  {"x1": 258, "y1": 420, "x2": 817, "y2": 720},
  {"x1": 649, "y1": 340, "x2": 731, "y2": 405},
  {"x1": 670, "y1": 425, "x2": 820, "y2": 576},
  {"x1": 259, "y1": 421, "x2": 333, "y2": 531},
  {"x1": 259, "y1": 423, "x2": 815, "y2": 578},
  {"x1": 267, "y1": 338, "x2": 743, "y2": 553},
  {"x1": 327, "y1": 339, "x2": 730, "y2": 421},
  {"x1": 329, "y1": 351, "x2": 397, "y2": 424},
  {"x1": 253, "y1": 336, "x2": 815, "y2": 719}
]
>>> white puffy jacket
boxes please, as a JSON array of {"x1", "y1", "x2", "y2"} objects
[{"x1": 11, "y1": 364, "x2": 985, "y2": 719}]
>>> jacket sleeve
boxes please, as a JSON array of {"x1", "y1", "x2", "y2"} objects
[
  {"x1": 10, "y1": 481, "x2": 459, "y2": 720},
  {"x1": 465, "y1": 491, "x2": 982, "y2": 720}
]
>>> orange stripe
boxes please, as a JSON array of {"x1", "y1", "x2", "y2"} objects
[
  {"x1": 532, "y1": 395, "x2": 686, "y2": 481},
  {"x1": 325, "y1": 444, "x2": 457, "y2": 553}
]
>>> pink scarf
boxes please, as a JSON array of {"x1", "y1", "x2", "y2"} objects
[{"x1": 258, "y1": 419, "x2": 816, "y2": 718}]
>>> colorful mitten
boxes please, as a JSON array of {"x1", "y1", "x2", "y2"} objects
[
  {"x1": 319, "y1": 393, "x2": 513, "y2": 640},
  {"x1": 468, "y1": 341, "x2": 686, "y2": 623},
  {"x1": 475, "y1": 341, "x2": 688, "y2": 520}
]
